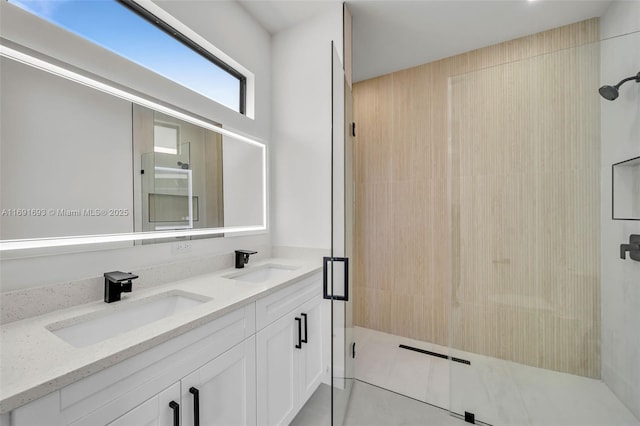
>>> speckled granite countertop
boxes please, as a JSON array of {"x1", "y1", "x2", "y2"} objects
[{"x1": 0, "y1": 258, "x2": 321, "y2": 414}]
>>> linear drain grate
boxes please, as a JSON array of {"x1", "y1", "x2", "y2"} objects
[{"x1": 398, "y1": 344, "x2": 471, "y2": 365}]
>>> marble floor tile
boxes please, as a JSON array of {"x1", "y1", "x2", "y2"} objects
[
  {"x1": 293, "y1": 382, "x2": 467, "y2": 426},
  {"x1": 354, "y1": 329, "x2": 397, "y2": 386},
  {"x1": 291, "y1": 384, "x2": 332, "y2": 426},
  {"x1": 384, "y1": 346, "x2": 431, "y2": 402},
  {"x1": 355, "y1": 326, "x2": 449, "y2": 408},
  {"x1": 354, "y1": 327, "x2": 640, "y2": 426},
  {"x1": 344, "y1": 381, "x2": 467, "y2": 426},
  {"x1": 507, "y1": 362, "x2": 639, "y2": 426},
  {"x1": 425, "y1": 356, "x2": 450, "y2": 409},
  {"x1": 450, "y1": 355, "x2": 529, "y2": 426}
]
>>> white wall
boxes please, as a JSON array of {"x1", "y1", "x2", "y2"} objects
[
  {"x1": 271, "y1": 4, "x2": 343, "y2": 250},
  {"x1": 599, "y1": 0, "x2": 640, "y2": 420},
  {"x1": 0, "y1": 0, "x2": 272, "y2": 291},
  {"x1": 270, "y1": 3, "x2": 344, "y2": 386}
]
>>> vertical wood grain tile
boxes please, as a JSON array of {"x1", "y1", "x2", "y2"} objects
[{"x1": 353, "y1": 18, "x2": 600, "y2": 378}]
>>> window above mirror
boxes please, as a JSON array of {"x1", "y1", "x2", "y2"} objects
[{"x1": 8, "y1": 0, "x2": 247, "y2": 114}]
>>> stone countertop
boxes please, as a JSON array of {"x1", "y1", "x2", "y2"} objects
[{"x1": 0, "y1": 257, "x2": 321, "y2": 414}]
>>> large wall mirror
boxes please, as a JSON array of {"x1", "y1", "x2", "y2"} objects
[{"x1": 0, "y1": 50, "x2": 266, "y2": 253}]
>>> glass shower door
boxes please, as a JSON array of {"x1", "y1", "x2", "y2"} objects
[
  {"x1": 448, "y1": 41, "x2": 601, "y2": 425},
  {"x1": 327, "y1": 41, "x2": 355, "y2": 426}
]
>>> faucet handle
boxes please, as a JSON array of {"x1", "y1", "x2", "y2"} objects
[
  {"x1": 104, "y1": 271, "x2": 139, "y2": 283},
  {"x1": 235, "y1": 249, "x2": 258, "y2": 256}
]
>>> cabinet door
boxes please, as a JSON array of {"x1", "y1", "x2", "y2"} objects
[
  {"x1": 256, "y1": 311, "x2": 300, "y2": 426},
  {"x1": 298, "y1": 295, "x2": 324, "y2": 404},
  {"x1": 107, "y1": 382, "x2": 180, "y2": 426},
  {"x1": 181, "y1": 337, "x2": 256, "y2": 426}
]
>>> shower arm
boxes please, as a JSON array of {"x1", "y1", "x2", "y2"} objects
[{"x1": 614, "y1": 72, "x2": 640, "y2": 89}]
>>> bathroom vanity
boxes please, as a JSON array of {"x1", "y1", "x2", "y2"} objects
[{"x1": 0, "y1": 259, "x2": 324, "y2": 426}]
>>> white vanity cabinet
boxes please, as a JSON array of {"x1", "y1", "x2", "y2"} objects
[
  {"x1": 104, "y1": 337, "x2": 256, "y2": 426},
  {"x1": 11, "y1": 305, "x2": 255, "y2": 426},
  {"x1": 6, "y1": 269, "x2": 324, "y2": 426},
  {"x1": 256, "y1": 309, "x2": 299, "y2": 425},
  {"x1": 181, "y1": 337, "x2": 256, "y2": 426},
  {"x1": 255, "y1": 273, "x2": 324, "y2": 426},
  {"x1": 107, "y1": 382, "x2": 181, "y2": 426},
  {"x1": 297, "y1": 295, "x2": 324, "y2": 404}
]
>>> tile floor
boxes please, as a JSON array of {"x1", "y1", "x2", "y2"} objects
[
  {"x1": 353, "y1": 326, "x2": 640, "y2": 426},
  {"x1": 291, "y1": 381, "x2": 467, "y2": 426},
  {"x1": 292, "y1": 328, "x2": 639, "y2": 425}
]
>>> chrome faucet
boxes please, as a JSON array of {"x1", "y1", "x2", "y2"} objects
[
  {"x1": 104, "y1": 271, "x2": 138, "y2": 303},
  {"x1": 235, "y1": 250, "x2": 257, "y2": 269}
]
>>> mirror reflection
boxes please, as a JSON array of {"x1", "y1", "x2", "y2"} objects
[
  {"x1": 0, "y1": 56, "x2": 134, "y2": 241},
  {"x1": 133, "y1": 106, "x2": 225, "y2": 241},
  {"x1": 0, "y1": 54, "x2": 266, "y2": 252}
]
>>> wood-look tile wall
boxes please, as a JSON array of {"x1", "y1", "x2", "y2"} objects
[{"x1": 353, "y1": 19, "x2": 600, "y2": 377}]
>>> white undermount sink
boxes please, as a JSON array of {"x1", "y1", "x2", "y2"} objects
[
  {"x1": 224, "y1": 264, "x2": 297, "y2": 283},
  {"x1": 47, "y1": 291, "x2": 210, "y2": 347}
]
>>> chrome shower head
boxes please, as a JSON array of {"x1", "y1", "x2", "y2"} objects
[{"x1": 599, "y1": 71, "x2": 640, "y2": 101}]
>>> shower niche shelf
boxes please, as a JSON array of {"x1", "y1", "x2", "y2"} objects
[{"x1": 612, "y1": 156, "x2": 640, "y2": 220}]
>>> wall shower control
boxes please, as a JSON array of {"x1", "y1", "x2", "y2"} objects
[{"x1": 620, "y1": 234, "x2": 640, "y2": 261}]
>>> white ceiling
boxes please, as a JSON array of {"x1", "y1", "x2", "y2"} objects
[
  {"x1": 237, "y1": 0, "x2": 613, "y2": 82},
  {"x1": 237, "y1": 1, "x2": 338, "y2": 34}
]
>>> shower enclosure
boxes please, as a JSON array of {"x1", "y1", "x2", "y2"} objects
[
  {"x1": 352, "y1": 18, "x2": 639, "y2": 426},
  {"x1": 447, "y1": 39, "x2": 636, "y2": 425}
]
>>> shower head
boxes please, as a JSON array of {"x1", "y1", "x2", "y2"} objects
[
  {"x1": 599, "y1": 71, "x2": 640, "y2": 101},
  {"x1": 598, "y1": 85, "x2": 619, "y2": 101}
]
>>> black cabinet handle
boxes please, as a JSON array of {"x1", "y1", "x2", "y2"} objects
[
  {"x1": 295, "y1": 317, "x2": 302, "y2": 349},
  {"x1": 189, "y1": 387, "x2": 200, "y2": 426},
  {"x1": 301, "y1": 313, "x2": 308, "y2": 344},
  {"x1": 169, "y1": 401, "x2": 180, "y2": 426}
]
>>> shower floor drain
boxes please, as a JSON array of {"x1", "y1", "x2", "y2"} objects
[{"x1": 398, "y1": 344, "x2": 471, "y2": 365}]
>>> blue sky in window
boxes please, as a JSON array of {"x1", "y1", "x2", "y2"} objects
[{"x1": 11, "y1": 0, "x2": 241, "y2": 112}]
